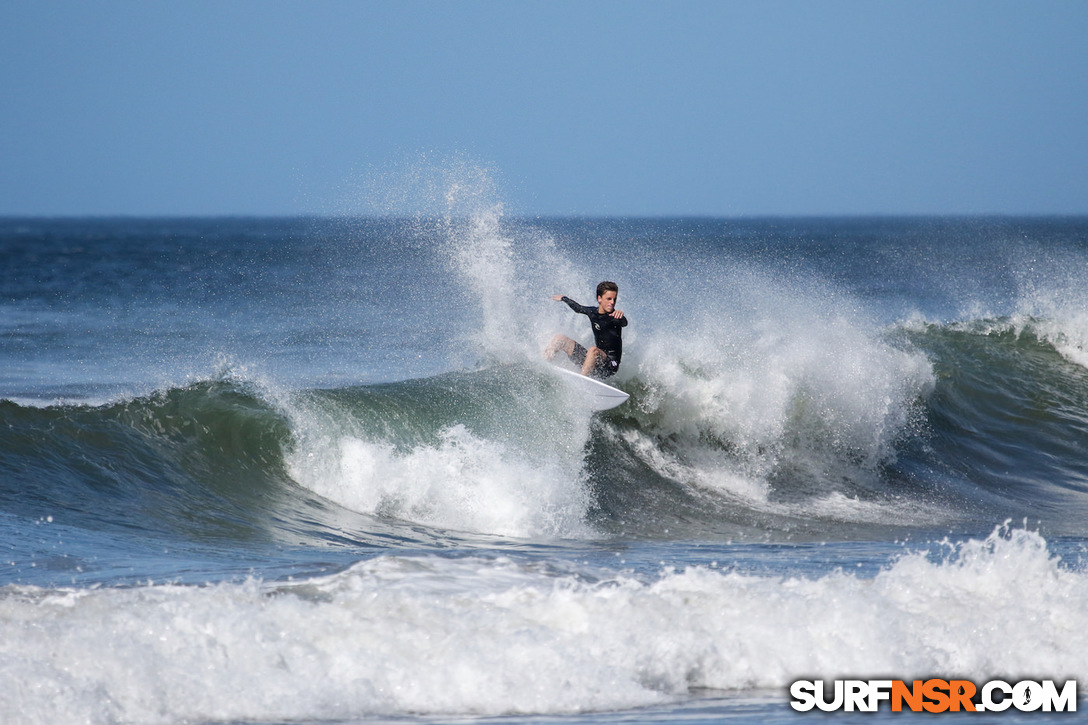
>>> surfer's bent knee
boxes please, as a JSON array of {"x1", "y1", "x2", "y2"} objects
[{"x1": 545, "y1": 334, "x2": 576, "y2": 360}]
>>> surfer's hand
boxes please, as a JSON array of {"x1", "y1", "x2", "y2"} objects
[
  {"x1": 551, "y1": 294, "x2": 564, "y2": 301},
  {"x1": 611, "y1": 309, "x2": 624, "y2": 318}
]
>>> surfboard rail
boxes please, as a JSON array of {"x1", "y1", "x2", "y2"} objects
[{"x1": 549, "y1": 365, "x2": 630, "y2": 411}]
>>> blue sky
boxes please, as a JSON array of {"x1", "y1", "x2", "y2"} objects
[{"x1": 2, "y1": 0, "x2": 1086, "y2": 217}]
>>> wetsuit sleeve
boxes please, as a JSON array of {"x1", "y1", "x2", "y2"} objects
[{"x1": 561, "y1": 297, "x2": 594, "y2": 315}]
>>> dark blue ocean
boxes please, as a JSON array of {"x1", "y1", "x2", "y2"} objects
[{"x1": 3, "y1": 206, "x2": 1088, "y2": 722}]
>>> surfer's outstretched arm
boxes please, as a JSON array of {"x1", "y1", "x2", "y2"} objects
[
  {"x1": 552, "y1": 294, "x2": 593, "y2": 314},
  {"x1": 546, "y1": 296, "x2": 584, "y2": 361}
]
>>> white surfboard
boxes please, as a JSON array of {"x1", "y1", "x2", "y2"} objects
[{"x1": 550, "y1": 365, "x2": 630, "y2": 411}]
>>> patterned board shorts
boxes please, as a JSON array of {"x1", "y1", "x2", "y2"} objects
[{"x1": 570, "y1": 342, "x2": 620, "y2": 379}]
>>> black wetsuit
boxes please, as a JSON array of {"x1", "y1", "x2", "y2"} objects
[{"x1": 562, "y1": 296, "x2": 628, "y2": 377}]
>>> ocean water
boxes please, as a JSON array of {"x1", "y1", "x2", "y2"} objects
[{"x1": 3, "y1": 204, "x2": 1088, "y2": 723}]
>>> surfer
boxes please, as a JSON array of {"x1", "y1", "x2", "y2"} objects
[{"x1": 545, "y1": 281, "x2": 627, "y2": 379}]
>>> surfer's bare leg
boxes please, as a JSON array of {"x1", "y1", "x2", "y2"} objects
[
  {"x1": 581, "y1": 346, "x2": 605, "y2": 376},
  {"x1": 545, "y1": 334, "x2": 576, "y2": 361}
]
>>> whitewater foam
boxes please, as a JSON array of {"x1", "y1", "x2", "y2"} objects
[
  {"x1": 3, "y1": 526, "x2": 1084, "y2": 724},
  {"x1": 278, "y1": 365, "x2": 602, "y2": 540},
  {"x1": 289, "y1": 422, "x2": 593, "y2": 539},
  {"x1": 616, "y1": 264, "x2": 936, "y2": 521}
]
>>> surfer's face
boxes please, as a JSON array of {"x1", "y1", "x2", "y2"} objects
[{"x1": 597, "y1": 290, "x2": 617, "y2": 313}]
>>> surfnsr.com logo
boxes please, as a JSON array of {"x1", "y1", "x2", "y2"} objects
[{"x1": 790, "y1": 679, "x2": 1077, "y2": 713}]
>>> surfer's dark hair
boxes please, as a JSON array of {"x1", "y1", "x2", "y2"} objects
[{"x1": 596, "y1": 281, "x2": 618, "y2": 297}]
